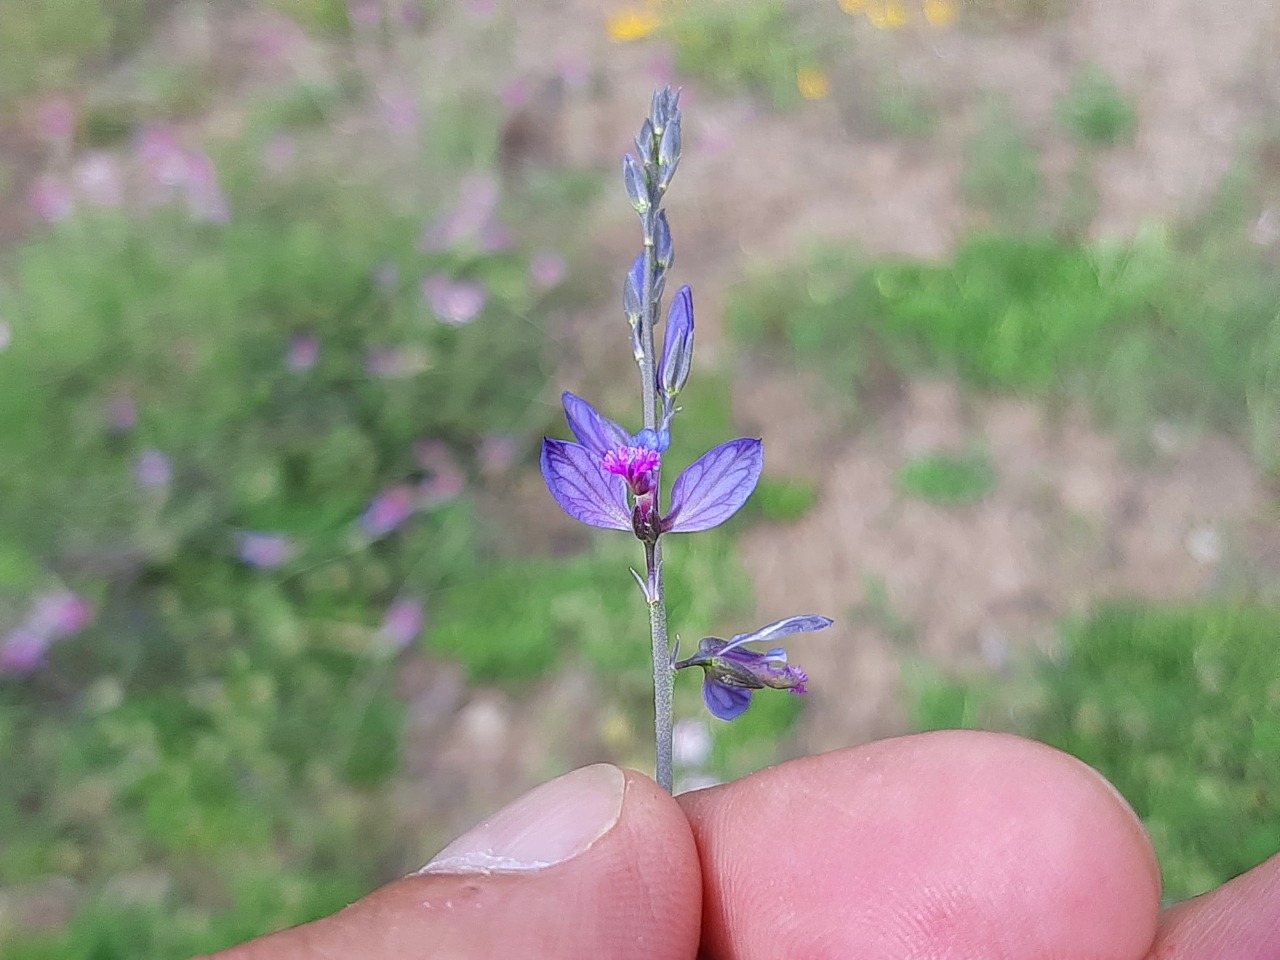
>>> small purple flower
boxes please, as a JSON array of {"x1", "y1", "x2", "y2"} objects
[
  {"x1": 415, "y1": 440, "x2": 466, "y2": 505},
  {"x1": 34, "y1": 97, "x2": 76, "y2": 147},
  {"x1": 181, "y1": 150, "x2": 230, "y2": 223},
  {"x1": 134, "y1": 449, "x2": 173, "y2": 489},
  {"x1": 286, "y1": 333, "x2": 319, "y2": 371},
  {"x1": 360, "y1": 485, "x2": 416, "y2": 538},
  {"x1": 29, "y1": 176, "x2": 74, "y2": 222},
  {"x1": 529, "y1": 251, "x2": 566, "y2": 291},
  {"x1": 28, "y1": 592, "x2": 95, "y2": 640},
  {"x1": 418, "y1": 173, "x2": 500, "y2": 251},
  {"x1": 106, "y1": 392, "x2": 138, "y2": 433},
  {"x1": 422, "y1": 275, "x2": 487, "y2": 325},
  {"x1": 74, "y1": 154, "x2": 124, "y2": 208},
  {"x1": 0, "y1": 628, "x2": 49, "y2": 675},
  {"x1": 540, "y1": 391, "x2": 762, "y2": 538},
  {"x1": 378, "y1": 596, "x2": 424, "y2": 651},
  {"x1": 674, "y1": 615, "x2": 832, "y2": 721},
  {"x1": 236, "y1": 532, "x2": 297, "y2": 569}
]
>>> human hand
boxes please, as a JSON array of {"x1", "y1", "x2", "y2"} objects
[{"x1": 204, "y1": 730, "x2": 1279, "y2": 959}]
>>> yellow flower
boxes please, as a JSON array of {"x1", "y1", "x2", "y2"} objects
[
  {"x1": 796, "y1": 66, "x2": 831, "y2": 100},
  {"x1": 838, "y1": 0, "x2": 869, "y2": 13},
  {"x1": 867, "y1": 0, "x2": 909, "y2": 28},
  {"x1": 923, "y1": 0, "x2": 957, "y2": 26},
  {"x1": 606, "y1": 6, "x2": 663, "y2": 42}
]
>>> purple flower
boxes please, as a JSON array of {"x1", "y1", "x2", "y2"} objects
[
  {"x1": 422, "y1": 275, "x2": 487, "y2": 325},
  {"x1": 236, "y1": 532, "x2": 297, "y2": 569},
  {"x1": 29, "y1": 176, "x2": 74, "y2": 222},
  {"x1": 0, "y1": 628, "x2": 49, "y2": 676},
  {"x1": 106, "y1": 392, "x2": 138, "y2": 433},
  {"x1": 418, "y1": 173, "x2": 500, "y2": 251},
  {"x1": 529, "y1": 251, "x2": 566, "y2": 291},
  {"x1": 674, "y1": 615, "x2": 832, "y2": 721},
  {"x1": 28, "y1": 592, "x2": 95, "y2": 640},
  {"x1": 74, "y1": 154, "x2": 124, "y2": 208},
  {"x1": 540, "y1": 391, "x2": 762, "y2": 538},
  {"x1": 360, "y1": 485, "x2": 416, "y2": 538},
  {"x1": 134, "y1": 449, "x2": 173, "y2": 489},
  {"x1": 415, "y1": 440, "x2": 466, "y2": 505},
  {"x1": 378, "y1": 596, "x2": 424, "y2": 651},
  {"x1": 286, "y1": 333, "x2": 319, "y2": 371},
  {"x1": 35, "y1": 97, "x2": 76, "y2": 148}
]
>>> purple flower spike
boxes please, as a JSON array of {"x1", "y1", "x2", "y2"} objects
[
  {"x1": 663, "y1": 438, "x2": 762, "y2": 533},
  {"x1": 675, "y1": 615, "x2": 832, "y2": 721}
]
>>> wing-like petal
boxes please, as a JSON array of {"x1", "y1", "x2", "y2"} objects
[
  {"x1": 703, "y1": 678, "x2": 753, "y2": 721},
  {"x1": 722, "y1": 615, "x2": 834, "y2": 655},
  {"x1": 540, "y1": 439, "x2": 631, "y2": 531},
  {"x1": 664, "y1": 438, "x2": 763, "y2": 533},
  {"x1": 562, "y1": 392, "x2": 630, "y2": 456}
]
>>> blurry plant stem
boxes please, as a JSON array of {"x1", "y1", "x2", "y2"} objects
[{"x1": 640, "y1": 213, "x2": 674, "y2": 793}]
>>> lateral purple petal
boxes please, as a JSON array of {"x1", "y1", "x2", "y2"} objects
[
  {"x1": 561, "y1": 392, "x2": 630, "y2": 456},
  {"x1": 703, "y1": 677, "x2": 752, "y2": 721},
  {"x1": 723, "y1": 615, "x2": 834, "y2": 654},
  {"x1": 664, "y1": 438, "x2": 763, "y2": 533},
  {"x1": 540, "y1": 439, "x2": 631, "y2": 531}
]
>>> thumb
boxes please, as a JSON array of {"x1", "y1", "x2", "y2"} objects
[{"x1": 206, "y1": 765, "x2": 701, "y2": 960}]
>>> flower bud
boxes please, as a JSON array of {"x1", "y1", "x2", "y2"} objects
[
  {"x1": 634, "y1": 118, "x2": 656, "y2": 165},
  {"x1": 622, "y1": 153, "x2": 650, "y2": 213},
  {"x1": 657, "y1": 114, "x2": 681, "y2": 190},
  {"x1": 654, "y1": 210, "x2": 674, "y2": 271},
  {"x1": 659, "y1": 285, "x2": 694, "y2": 400}
]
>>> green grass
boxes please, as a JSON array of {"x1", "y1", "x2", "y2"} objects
[
  {"x1": 912, "y1": 602, "x2": 1280, "y2": 901},
  {"x1": 1057, "y1": 66, "x2": 1139, "y2": 147},
  {"x1": 665, "y1": 0, "x2": 825, "y2": 109},
  {"x1": 728, "y1": 222, "x2": 1280, "y2": 474},
  {"x1": 896, "y1": 451, "x2": 996, "y2": 505}
]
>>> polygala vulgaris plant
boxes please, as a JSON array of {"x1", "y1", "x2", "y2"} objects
[{"x1": 540, "y1": 88, "x2": 832, "y2": 791}]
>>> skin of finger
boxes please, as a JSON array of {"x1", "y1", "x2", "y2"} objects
[
  {"x1": 679, "y1": 730, "x2": 1162, "y2": 960},
  {"x1": 205, "y1": 770, "x2": 701, "y2": 960},
  {"x1": 1146, "y1": 850, "x2": 1280, "y2": 959}
]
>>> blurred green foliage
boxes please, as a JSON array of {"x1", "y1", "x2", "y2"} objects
[
  {"x1": 912, "y1": 603, "x2": 1280, "y2": 901},
  {"x1": 1057, "y1": 66, "x2": 1139, "y2": 147},
  {"x1": 896, "y1": 451, "x2": 996, "y2": 505},
  {"x1": 665, "y1": 0, "x2": 823, "y2": 109},
  {"x1": 748, "y1": 476, "x2": 820, "y2": 522},
  {"x1": 961, "y1": 102, "x2": 1044, "y2": 228},
  {"x1": 729, "y1": 224, "x2": 1280, "y2": 474}
]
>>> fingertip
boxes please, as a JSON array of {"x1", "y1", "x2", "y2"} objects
[{"x1": 682, "y1": 731, "x2": 1161, "y2": 960}]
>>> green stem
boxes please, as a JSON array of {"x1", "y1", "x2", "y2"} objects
[{"x1": 639, "y1": 212, "x2": 674, "y2": 793}]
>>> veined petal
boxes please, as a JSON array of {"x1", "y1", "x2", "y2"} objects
[
  {"x1": 664, "y1": 437, "x2": 763, "y2": 533},
  {"x1": 540, "y1": 439, "x2": 631, "y2": 531},
  {"x1": 562, "y1": 392, "x2": 630, "y2": 456},
  {"x1": 703, "y1": 677, "x2": 753, "y2": 721},
  {"x1": 722, "y1": 615, "x2": 834, "y2": 655}
]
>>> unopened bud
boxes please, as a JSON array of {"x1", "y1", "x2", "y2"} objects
[
  {"x1": 623, "y1": 154, "x2": 650, "y2": 213},
  {"x1": 657, "y1": 114, "x2": 681, "y2": 190},
  {"x1": 659, "y1": 285, "x2": 694, "y2": 400},
  {"x1": 654, "y1": 211, "x2": 674, "y2": 271}
]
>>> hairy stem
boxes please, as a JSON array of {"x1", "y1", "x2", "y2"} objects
[{"x1": 640, "y1": 213, "x2": 674, "y2": 793}]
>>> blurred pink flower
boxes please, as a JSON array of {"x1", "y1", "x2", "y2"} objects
[
  {"x1": 35, "y1": 97, "x2": 76, "y2": 148},
  {"x1": 106, "y1": 392, "x2": 138, "y2": 433},
  {"x1": 558, "y1": 55, "x2": 590, "y2": 88},
  {"x1": 378, "y1": 596, "x2": 424, "y2": 651},
  {"x1": 286, "y1": 333, "x2": 319, "y2": 371},
  {"x1": 378, "y1": 88, "x2": 420, "y2": 137},
  {"x1": 501, "y1": 78, "x2": 533, "y2": 109},
  {"x1": 181, "y1": 151, "x2": 230, "y2": 223},
  {"x1": 360, "y1": 485, "x2": 416, "y2": 538},
  {"x1": 0, "y1": 628, "x2": 49, "y2": 675},
  {"x1": 74, "y1": 154, "x2": 124, "y2": 208},
  {"x1": 398, "y1": 1, "x2": 425, "y2": 26},
  {"x1": 422, "y1": 275, "x2": 487, "y2": 325},
  {"x1": 29, "y1": 176, "x2": 74, "y2": 222},
  {"x1": 347, "y1": 0, "x2": 380, "y2": 28},
  {"x1": 135, "y1": 449, "x2": 173, "y2": 489},
  {"x1": 419, "y1": 173, "x2": 500, "y2": 251},
  {"x1": 477, "y1": 434, "x2": 519, "y2": 477},
  {"x1": 529, "y1": 251, "x2": 566, "y2": 291},
  {"x1": 136, "y1": 127, "x2": 189, "y2": 186},
  {"x1": 263, "y1": 134, "x2": 296, "y2": 172},
  {"x1": 29, "y1": 592, "x2": 94, "y2": 640},
  {"x1": 236, "y1": 532, "x2": 297, "y2": 568},
  {"x1": 415, "y1": 440, "x2": 466, "y2": 505}
]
